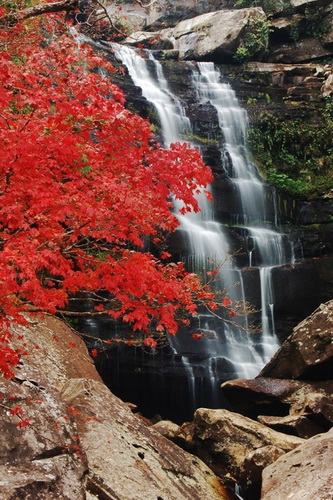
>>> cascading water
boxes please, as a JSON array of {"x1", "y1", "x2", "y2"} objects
[
  {"x1": 96, "y1": 43, "x2": 297, "y2": 416},
  {"x1": 191, "y1": 62, "x2": 296, "y2": 360},
  {"x1": 113, "y1": 44, "x2": 191, "y2": 146}
]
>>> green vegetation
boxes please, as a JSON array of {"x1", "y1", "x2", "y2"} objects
[
  {"x1": 246, "y1": 93, "x2": 271, "y2": 105},
  {"x1": 265, "y1": 168, "x2": 310, "y2": 195},
  {"x1": 247, "y1": 100, "x2": 333, "y2": 196},
  {"x1": 234, "y1": 18, "x2": 270, "y2": 64}
]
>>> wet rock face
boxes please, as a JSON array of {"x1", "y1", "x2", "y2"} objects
[
  {"x1": 259, "y1": 300, "x2": 333, "y2": 380},
  {"x1": 298, "y1": 199, "x2": 333, "y2": 225},
  {"x1": 261, "y1": 428, "x2": 333, "y2": 500}
]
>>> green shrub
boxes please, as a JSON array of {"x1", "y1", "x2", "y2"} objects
[{"x1": 234, "y1": 18, "x2": 270, "y2": 64}]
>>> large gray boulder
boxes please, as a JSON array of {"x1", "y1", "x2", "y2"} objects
[
  {"x1": 163, "y1": 8, "x2": 267, "y2": 62},
  {"x1": 259, "y1": 300, "x2": 333, "y2": 380},
  {"x1": 146, "y1": 0, "x2": 231, "y2": 30},
  {"x1": 0, "y1": 316, "x2": 232, "y2": 500},
  {"x1": 261, "y1": 428, "x2": 333, "y2": 500}
]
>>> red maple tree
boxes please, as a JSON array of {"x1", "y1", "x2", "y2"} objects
[{"x1": 0, "y1": 3, "x2": 215, "y2": 377}]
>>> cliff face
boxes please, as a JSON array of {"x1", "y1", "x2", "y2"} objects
[{"x1": 101, "y1": 0, "x2": 333, "y2": 325}]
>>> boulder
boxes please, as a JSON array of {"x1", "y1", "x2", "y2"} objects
[
  {"x1": 146, "y1": 0, "x2": 231, "y2": 30},
  {"x1": 193, "y1": 408, "x2": 303, "y2": 482},
  {"x1": 153, "y1": 420, "x2": 199, "y2": 451},
  {"x1": 11, "y1": 315, "x2": 101, "y2": 390},
  {"x1": 261, "y1": 428, "x2": 333, "y2": 500},
  {"x1": 268, "y1": 38, "x2": 333, "y2": 63},
  {"x1": 257, "y1": 414, "x2": 326, "y2": 438},
  {"x1": 221, "y1": 377, "x2": 333, "y2": 430},
  {"x1": 2, "y1": 316, "x2": 233, "y2": 500},
  {"x1": 259, "y1": 300, "x2": 333, "y2": 380},
  {"x1": 162, "y1": 8, "x2": 267, "y2": 62},
  {"x1": 240, "y1": 445, "x2": 285, "y2": 500},
  {"x1": 61, "y1": 378, "x2": 232, "y2": 500},
  {"x1": 152, "y1": 419, "x2": 181, "y2": 439},
  {"x1": 0, "y1": 316, "x2": 96, "y2": 499}
]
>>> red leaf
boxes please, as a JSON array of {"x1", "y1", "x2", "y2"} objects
[
  {"x1": 144, "y1": 337, "x2": 157, "y2": 348},
  {"x1": 10, "y1": 405, "x2": 23, "y2": 416},
  {"x1": 94, "y1": 304, "x2": 104, "y2": 311},
  {"x1": 17, "y1": 418, "x2": 30, "y2": 428}
]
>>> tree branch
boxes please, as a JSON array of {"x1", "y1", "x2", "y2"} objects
[{"x1": 0, "y1": 0, "x2": 79, "y2": 26}]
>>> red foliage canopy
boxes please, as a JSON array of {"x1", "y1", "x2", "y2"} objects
[{"x1": 0, "y1": 9, "x2": 215, "y2": 377}]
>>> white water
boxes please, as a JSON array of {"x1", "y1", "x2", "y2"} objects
[
  {"x1": 190, "y1": 63, "x2": 297, "y2": 376},
  {"x1": 113, "y1": 44, "x2": 191, "y2": 146},
  {"x1": 113, "y1": 45, "x2": 295, "y2": 393}
]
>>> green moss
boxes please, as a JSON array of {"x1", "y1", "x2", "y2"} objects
[
  {"x1": 248, "y1": 101, "x2": 333, "y2": 197},
  {"x1": 183, "y1": 133, "x2": 220, "y2": 145}
]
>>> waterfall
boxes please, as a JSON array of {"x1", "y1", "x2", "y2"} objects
[{"x1": 106, "y1": 44, "x2": 296, "y2": 410}]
